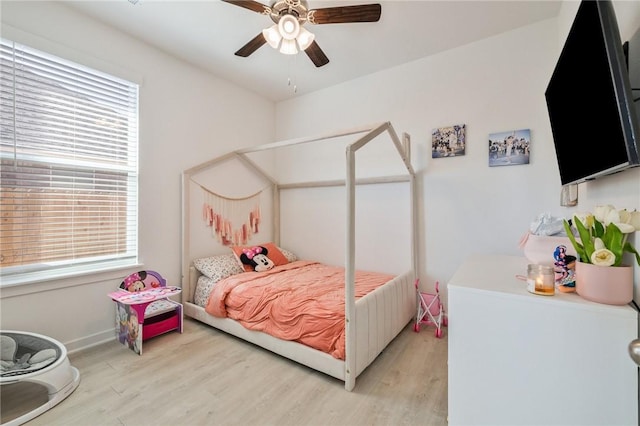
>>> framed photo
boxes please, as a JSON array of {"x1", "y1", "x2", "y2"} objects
[
  {"x1": 432, "y1": 124, "x2": 466, "y2": 158},
  {"x1": 488, "y1": 128, "x2": 531, "y2": 167}
]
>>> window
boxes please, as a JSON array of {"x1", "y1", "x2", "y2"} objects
[{"x1": 0, "y1": 39, "x2": 139, "y2": 285}]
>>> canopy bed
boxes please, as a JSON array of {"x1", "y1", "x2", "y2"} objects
[{"x1": 181, "y1": 122, "x2": 417, "y2": 391}]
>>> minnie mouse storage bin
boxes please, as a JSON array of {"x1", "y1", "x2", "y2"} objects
[{"x1": 108, "y1": 270, "x2": 183, "y2": 355}]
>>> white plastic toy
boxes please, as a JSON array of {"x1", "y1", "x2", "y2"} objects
[{"x1": 0, "y1": 330, "x2": 80, "y2": 426}]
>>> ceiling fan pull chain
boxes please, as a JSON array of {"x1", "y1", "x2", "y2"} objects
[
  {"x1": 286, "y1": 54, "x2": 298, "y2": 94},
  {"x1": 293, "y1": 54, "x2": 299, "y2": 94},
  {"x1": 287, "y1": 76, "x2": 298, "y2": 94}
]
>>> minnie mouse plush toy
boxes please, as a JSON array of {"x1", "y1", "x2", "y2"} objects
[{"x1": 240, "y1": 246, "x2": 274, "y2": 272}]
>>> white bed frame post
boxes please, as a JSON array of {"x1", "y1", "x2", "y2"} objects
[
  {"x1": 403, "y1": 132, "x2": 419, "y2": 276},
  {"x1": 344, "y1": 144, "x2": 357, "y2": 391},
  {"x1": 343, "y1": 122, "x2": 414, "y2": 391}
]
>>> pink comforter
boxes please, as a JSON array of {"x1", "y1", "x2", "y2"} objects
[{"x1": 205, "y1": 260, "x2": 394, "y2": 360}]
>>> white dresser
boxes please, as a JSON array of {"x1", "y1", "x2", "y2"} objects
[{"x1": 447, "y1": 254, "x2": 638, "y2": 426}]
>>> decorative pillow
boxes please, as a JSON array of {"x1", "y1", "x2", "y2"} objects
[
  {"x1": 193, "y1": 254, "x2": 244, "y2": 281},
  {"x1": 279, "y1": 247, "x2": 298, "y2": 263},
  {"x1": 231, "y1": 242, "x2": 289, "y2": 272}
]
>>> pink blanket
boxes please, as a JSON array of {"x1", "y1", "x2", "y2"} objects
[{"x1": 205, "y1": 260, "x2": 394, "y2": 360}]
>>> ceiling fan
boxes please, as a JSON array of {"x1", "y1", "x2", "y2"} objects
[{"x1": 222, "y1": 0, "x2": 382, "y2": 67}]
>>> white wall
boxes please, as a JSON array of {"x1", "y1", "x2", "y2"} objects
[
  {"x1": 0, "y1": 1, "x2": 275, "y2": 350},
  {"x1": 2, "y1": 0, "x2": 640, "y2": 351},
  {"x1": 275, "y1": 2, "x2": 640, "y2": 308}
]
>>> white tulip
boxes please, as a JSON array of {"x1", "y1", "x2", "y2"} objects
[
  {"x1": 615, "y1": 209, "x2": 639, "y2": 233},
  {"x1": 604, "y1": 209, "x2": 621, "y2": 226},
  {"x1": 573, "y1": 212, "x2": 593, "y2": 228},
  {"x1": 567, "y1": 205, "x2": 640, "y2": 268},
  {"x1": 593, "y1": 205, "x2": 616, "y2": 223},
  {"x1": 621, "y1": 209, "x2": 640, "y2": 231},
  {"x1": 593, "y1": 238, "x2": 605, "y2": 250},
  {"x1": 614, "y1": 222, "x2": 636, "y2": 234},
  {"x1": 591, "y1": 248, "x2": 616, "y2": 266}
]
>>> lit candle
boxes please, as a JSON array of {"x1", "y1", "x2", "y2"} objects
[{"x1": 527, "y1": 264, "x2": 555, "y2": 296}]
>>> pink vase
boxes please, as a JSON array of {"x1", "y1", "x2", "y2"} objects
[{"x1": 575, "y1": 261, "x2": 634, "y2": 305}]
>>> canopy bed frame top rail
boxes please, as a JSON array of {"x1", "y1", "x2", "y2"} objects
[{"x1": 181, "y1": 121, "x2": 418, "y2": 391}]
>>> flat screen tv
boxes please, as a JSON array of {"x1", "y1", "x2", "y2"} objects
[{"x1": 545, "y1": 0, "x2": 640, "y2": 186}]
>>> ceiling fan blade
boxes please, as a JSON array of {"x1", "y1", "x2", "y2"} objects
[
  {"x1": 221, "y1": 0, "x2": 271, "y2": 14},
  {"x1": 307, "y1": 4, "x2": 381, "y2": 24},
  {"x1": 235, "y1": 33, "x2": 267, "y2": 57},
  {"x1": 304, "y1": 41, "x2": 329, "y2": 68}
]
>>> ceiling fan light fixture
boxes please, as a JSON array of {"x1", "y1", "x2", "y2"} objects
[
  {"x1": 263, "y1": 24, "x2": 282, "y2": 49},
  {"x1": 278, "y1": 14, "x2": 300, "y2": 40},
  {"x1": 279, "y1": 38, "x2": 298, "y2": 55},
  {"x1": 224, "y1": 0, "x2": 383, "y2": 67},
  {"x1": 296, "y1": 27, "x2": 315, "y2": 50}
]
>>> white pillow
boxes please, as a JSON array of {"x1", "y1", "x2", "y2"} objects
[
  {"x1": 193, "y1": 254, "x2": 244, "y2": 281},
  {"x1": 279, "y1": 247, "x2": 298, "y2": 263},
  {"x1": 194, "y1": 275, "x2": 217, "y2": 307}
]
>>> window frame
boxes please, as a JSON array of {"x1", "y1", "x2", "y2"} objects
[{"x1": 0, "y1": 37, "x2": 141, "y2": 288}]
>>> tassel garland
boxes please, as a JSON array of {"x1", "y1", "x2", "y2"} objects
[{"x1": 198, "y1": 184, "x2": 262, "y2": 246}]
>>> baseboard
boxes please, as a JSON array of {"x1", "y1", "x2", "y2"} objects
[{"x1": 64, "y1": 328, "x2": 115, "y2": 354}]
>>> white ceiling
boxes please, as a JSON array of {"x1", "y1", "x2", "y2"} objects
[{"x1": 61, "y1": 0, "x2": 562, "y2": 102}]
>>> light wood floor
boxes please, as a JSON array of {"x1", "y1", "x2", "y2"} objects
[{"x1": 1, "y1": 318, "x2": 448, "y2": 426}]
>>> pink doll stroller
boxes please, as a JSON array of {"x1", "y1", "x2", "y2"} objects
[{"x1": 414, "y1": 279, "x2": 447, "y2": 338}]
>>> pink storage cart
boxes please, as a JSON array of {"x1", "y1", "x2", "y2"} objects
[{"x1": 414, "y1": 279, "x2": 447, "y2": 338}]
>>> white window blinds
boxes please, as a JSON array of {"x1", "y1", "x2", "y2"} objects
[{"x1": 0, "y1": 39, "x2": 139, "y2": 282}]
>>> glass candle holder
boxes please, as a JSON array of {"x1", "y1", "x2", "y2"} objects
[{"x1": 526, "y1": 264, "x2": 555, "y2": 296}]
